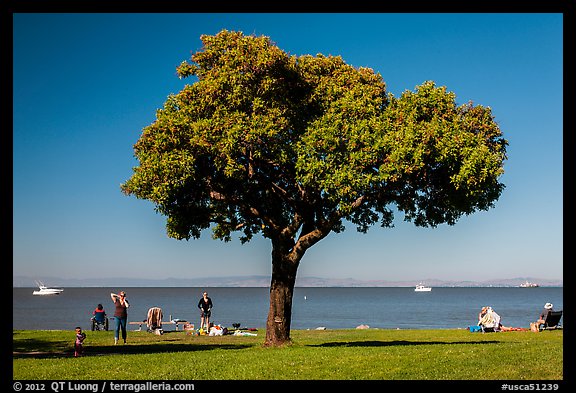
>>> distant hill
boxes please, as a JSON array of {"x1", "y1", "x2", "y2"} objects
[{"x1": 13, "y1": 275, "x2": 563, "y2": 288}]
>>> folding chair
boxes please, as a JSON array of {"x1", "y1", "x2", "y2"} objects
[{"x1": 539, "y1": 310, "x2": 563, "y2": 331}]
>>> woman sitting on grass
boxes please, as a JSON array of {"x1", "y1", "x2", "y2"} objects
[{"x1": 478, "y1": 306, "x2": 525, "y2": 332}]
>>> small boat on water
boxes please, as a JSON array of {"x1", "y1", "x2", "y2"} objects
[
  {"x1": 415, "y1": 283, "x2": 432, "y2": 292},
  {"x1": 32, "y1": 281, "x2": 64, "y2": 295},
  {"x1": 519, "y1": 281, "x2": 539, "y2": 288}
]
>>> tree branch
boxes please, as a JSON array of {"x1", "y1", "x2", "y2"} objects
[{"x1": 288, "y1": 194, "x2": 367, "y2": 262}]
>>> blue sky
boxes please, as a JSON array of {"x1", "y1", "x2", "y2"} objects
[{"x1": 12, "y1": 13, "x2": 563, "y2": 283}]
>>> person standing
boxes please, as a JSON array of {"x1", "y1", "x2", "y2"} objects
[
  {"x1": 74, "y1": 326, "x2": 86, "y2": 357},
  {"x1": 197, "y1": 291, "x2": 213, "y2": 332},
  {"x1": 110, "y1": 291, "x2": 130, "y2": 344}
]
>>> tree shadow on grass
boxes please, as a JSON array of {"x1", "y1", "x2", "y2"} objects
[
  {"x1": 13, "y1": 338, "x2": 254, "y2": 359},
  {"x1": 13, "y1": 337, "x2": 70, "y2": 358},
  {"x1": 308, "y1": 340, "x2": 499, "y2": 348}
]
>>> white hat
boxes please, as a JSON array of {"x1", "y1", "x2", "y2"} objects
[{"x1": 544, "y1": 303, "x2": 553, "y2": 309}]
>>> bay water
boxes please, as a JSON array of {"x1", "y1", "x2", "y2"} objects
[{"x1": 13, "y1": 287, "x2": 563, "y2": 332}]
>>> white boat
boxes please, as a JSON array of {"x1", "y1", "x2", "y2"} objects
[
  {"x1": 32, "y1": 281, "x2": 64, "y2": 295},
  {"x1": 414, "y1": 283, "x2": 432, "y2": 292},
  {"x1": 519, "y1": 281, "x2": 539, "y2": 288}
]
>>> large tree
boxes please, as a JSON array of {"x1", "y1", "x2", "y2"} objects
[{"x1": 121, "y1": 30, "x2": 507, "y2": 346}]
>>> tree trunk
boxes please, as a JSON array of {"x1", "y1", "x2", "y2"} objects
[{"x1": 264, "y1": 239, "x2": 299, "y2": 347}]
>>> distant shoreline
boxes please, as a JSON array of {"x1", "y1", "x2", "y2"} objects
[
  {"x1": 13, "y1": 285, "x2": 563, "y2": 289},
  {"x1": 13, "y1": 275, "x2": 563, "y2": 288}
]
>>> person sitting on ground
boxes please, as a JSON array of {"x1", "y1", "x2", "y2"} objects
[
  {"x1": 478, "y1": 306, "x2": 498, "y2": 327},
  {"x1": 478, "y1": 306, "x2": 511, "y2": 331},
  {"x1": 477, "y1": 305, "x2": 527, "y2": 332},
  {"x1": 478, "y1": 306, "x2": 489, "y2": 323}
]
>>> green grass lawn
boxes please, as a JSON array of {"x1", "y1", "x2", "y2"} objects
[{"x1": 13, "y1": 328, "x2": 563, "y2": 380}]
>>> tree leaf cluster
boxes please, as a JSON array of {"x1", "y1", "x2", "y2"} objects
[{"x1": 121, "y1": 29, "x2": 507, "y2": 249}]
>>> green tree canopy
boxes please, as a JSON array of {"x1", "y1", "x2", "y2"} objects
[{"x1": 121, "y1": 30, "x2": 507, "y2": 346}]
